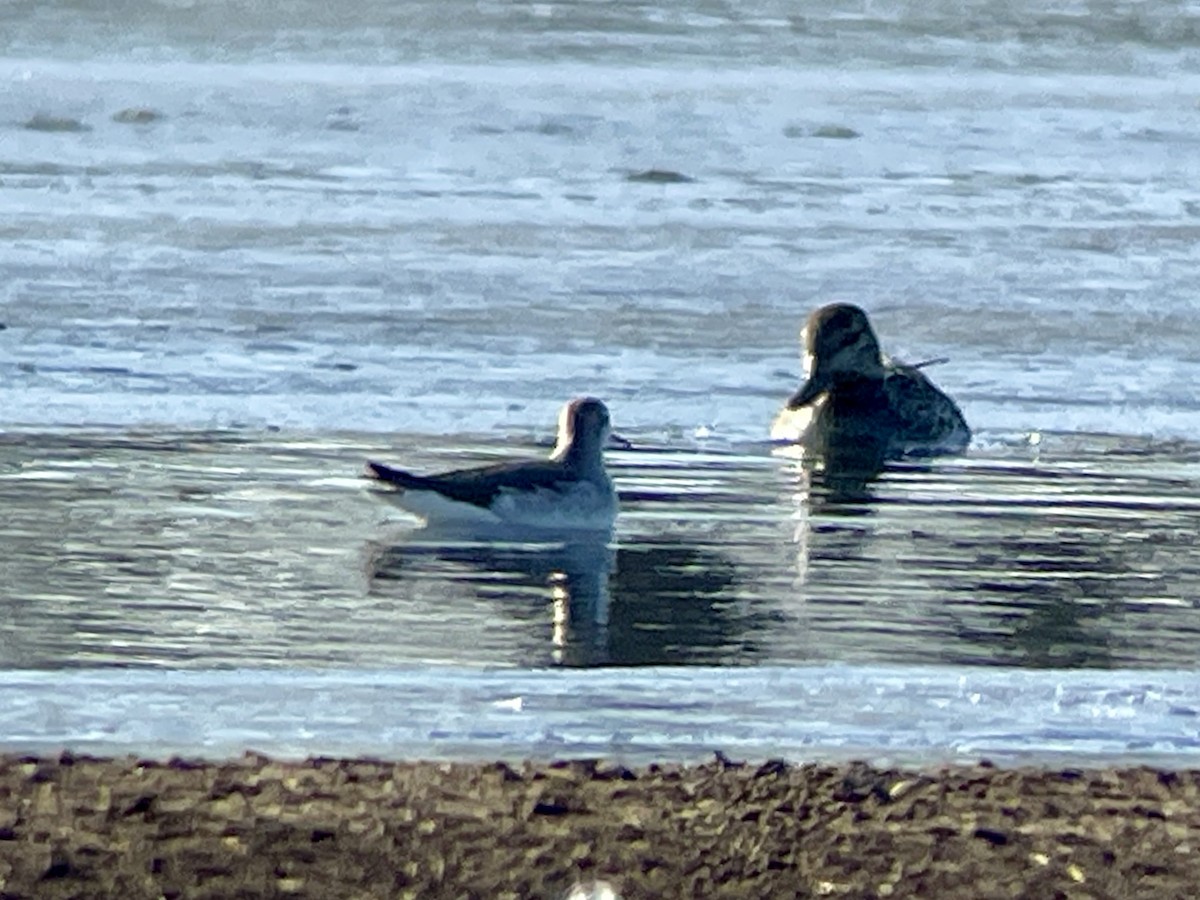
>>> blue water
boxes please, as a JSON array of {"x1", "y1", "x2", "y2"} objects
[
  {"x1": 3, "y1": 0, "x2": 1200, "y2": 764},
  {"x1": 5, "y1": 666, "x2": 1200, "y2": 768}
]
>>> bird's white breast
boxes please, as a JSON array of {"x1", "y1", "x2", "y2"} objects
[{"x1": 490, "y1": 479, "x2": 617, "y2": 532}]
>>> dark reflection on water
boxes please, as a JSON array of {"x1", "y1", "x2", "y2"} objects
[
  {"x1": 777, "y1": 448, "x2": 1200, "y2": 670},
  {"x1": 1, "y1": 430, "x2": 1199, "y2": 670},
  {"x1": 951, "y1": 593, "x2": 1116, "y2": 670},
  {"x1": 369, "y1": 535, "x2": 759, "y2": 667}
]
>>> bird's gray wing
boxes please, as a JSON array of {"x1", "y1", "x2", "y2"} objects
[
  {"x1": 365, "y1": 459, "x2": 571, "y2": 510},
  {"x1": 883, "y1": 364, "x2": 970, "y2": 449}
]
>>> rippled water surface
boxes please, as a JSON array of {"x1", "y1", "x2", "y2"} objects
[
  {"x1": 4, "y1": 430, "x2": 1199, "y2": 674},
  {"x1": 3, "y1": 0, "x2": 1200, "y2": 760}
]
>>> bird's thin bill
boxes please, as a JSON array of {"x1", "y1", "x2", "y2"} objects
[
  {"x1": 786, "y1": 374, "x2": 826, "y2": 409},
  {"x1": 606, "y1": 433, "x2": 634, "y2": 450}
]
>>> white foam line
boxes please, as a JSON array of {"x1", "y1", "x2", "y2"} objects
[{"x1": 1, "y1": 665, "x2": 1199, "y2": 767}]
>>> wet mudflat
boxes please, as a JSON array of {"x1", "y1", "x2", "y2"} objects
[{"x1": 0, "y1": 752, "x2": 1194, "y2": 899}]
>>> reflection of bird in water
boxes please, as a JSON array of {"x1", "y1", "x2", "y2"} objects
[
  {"x1": 604, "y1": 541, "x2": 750, "y2": 666},
  {"x1": 369, "y1": 536, "x2": 615, "y2": 664},
  {"x1": 364, "y1": 397, "x2": 618, "y2": 534},
  {"x1": 368, "y1": 536, "x2": 756, "y2": 667},
  {"x1": 774, "y1": 446, "x2": 882, "y2": 507},
  {"x1": 772, "y1": 304, "x2": 970, "y2": 476},
  {"x1": 779, "y1": 455, "x2": 879, "y2": 604}
]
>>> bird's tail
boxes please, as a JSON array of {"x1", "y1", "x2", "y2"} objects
[{"x1": 363, "y1": 461, "x2": 427, "y2": 491}]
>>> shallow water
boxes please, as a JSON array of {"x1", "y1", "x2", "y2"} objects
[
  {"x1": 3, "y1": 430, "x2": 1198, "y2": 675},
  {"x1": 3, "y1": 0, "x2": 1200, "y2": 762},
  {"x1": 4, "y1": 666, "x2": 1200, "y2": 768}
]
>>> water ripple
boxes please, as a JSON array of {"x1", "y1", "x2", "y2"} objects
[{"x1": 1, "y1": 430, "x2": 1197, "y2": 672}]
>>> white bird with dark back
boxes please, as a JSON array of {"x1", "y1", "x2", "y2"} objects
[{"x1": 364, "y1": 397, "x2": 618, "y2": 533}]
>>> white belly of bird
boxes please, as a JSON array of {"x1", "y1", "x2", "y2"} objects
[
  {"x1": 376, "y1": 488, "x2": 505, "y2": 526},
  {"x1": 376, "y1": 479, "x2": 617, "y2": 533},
  {"x1": 770, "y1": 401, "x2": 822, "y2": 444},
  {"x1": 490, "y1": 480, "x2": 617, "y2": 532}
]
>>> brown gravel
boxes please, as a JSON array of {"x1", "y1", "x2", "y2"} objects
[{"x1": 0, "y1": 752, "x2": 1197, "y2": 899}]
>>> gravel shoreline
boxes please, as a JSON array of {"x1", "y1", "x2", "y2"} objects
[{"x1": 0, "y1": 752, "x2": 1195, "y2": 898}]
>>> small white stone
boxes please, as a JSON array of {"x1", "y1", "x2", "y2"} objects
[{"x1": 563, "y1": 880, "x2": 620, "y2": 900}]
